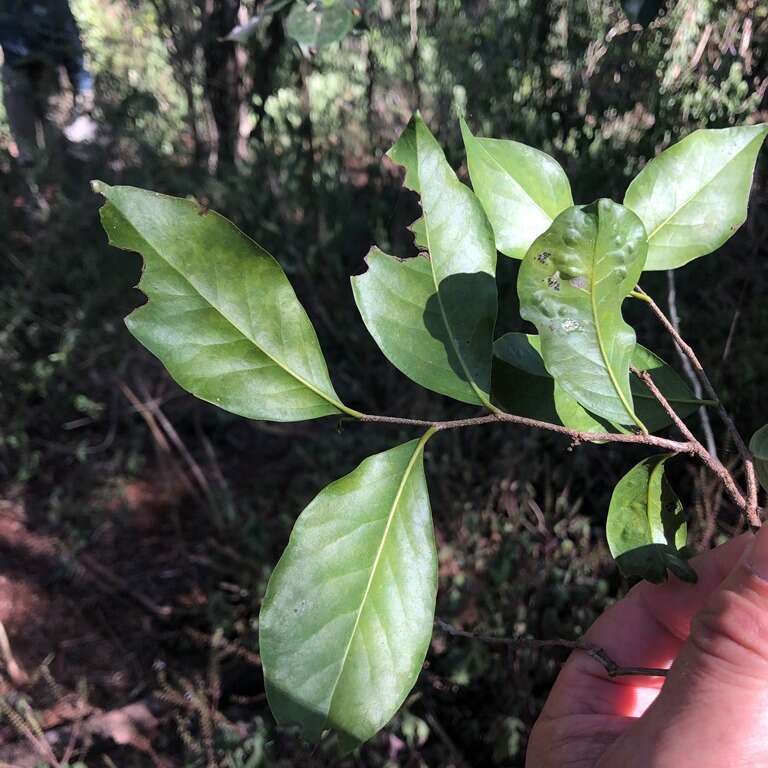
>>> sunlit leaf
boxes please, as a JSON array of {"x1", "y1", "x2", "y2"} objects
[
  {"x1": 353, "y1": 249, "x2": 495, "y2": 404},
  {"x1": 607, "y1": 455, "x2": 696, "y2": 583},
  {"x1": 624, "y1": 124, "x2": 768, "y2": 270},
  {"x1": 462, "y1": 120, "x2": 573, "y2": 259},
  {"x1": 285, "y1": 0, "x2": 357, "y2": 49},
  {"x1": 492, "y1": 333, "x2": 705, "y2": 433},
  {"x1": 749, "y1": 424, "x2": 768, "y2": 493},
  {"x1": 260, "y1": 434, "x2": 438, "y2": 752},
  {"x1": 517, "y1": 200, "x2": 647, "y2": 427},
  {"x1": 354, "y1": 115, "x2": 498, "y2": 407},
  {"x1": 94, "y1": 182, "x2": 351, "y2": 422}
]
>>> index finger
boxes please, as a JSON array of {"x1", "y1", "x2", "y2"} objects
[{"x1": 542, "y1": 532, "x2": 753, "y2": 720}]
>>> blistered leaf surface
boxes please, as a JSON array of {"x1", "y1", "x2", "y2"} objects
[{"x1": 517, "y1": 200, "x2": 647, "y2": 427}]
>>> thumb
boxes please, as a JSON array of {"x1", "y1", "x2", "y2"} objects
[{"x1": 679, "y1": 524, "x2": 768, "y2": 689}]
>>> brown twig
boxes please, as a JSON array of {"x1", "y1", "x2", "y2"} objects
[
  {"x1": 435, "y1": 619, "x2": 668, "y2": 679},
  {"x1": 632, "y1": 366, "x2": 751, "y2": 518},
  {"x1": 636, "y1": 285, "x2": 760, "y2": 525},
  {"x1": 355, "y1": 412, "x2": 696, "y2": 454}
]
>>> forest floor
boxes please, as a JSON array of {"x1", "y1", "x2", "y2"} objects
[{"x1": 0, "y1": 479, "x2": 269, "y2": 767}]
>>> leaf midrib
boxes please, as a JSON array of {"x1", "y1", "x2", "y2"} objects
[
  {"x1": 645, "y1": 132, "x2": 762, "y2": 242},
  {"x1": 420, "y1": 181, "x2": 492, "y2": 409},
  {"x1": 120, "y1": 204, "x2": 349, "y2": 416},
  {"x1": 471, "y1": 135, "x2": 552, "y2": 222},
  {"x1": 325, "y1": 431, "x2": 433, "y2": 724},
  {"x1": 588, "y1": 230, "x2": 645, "y2": 431}
]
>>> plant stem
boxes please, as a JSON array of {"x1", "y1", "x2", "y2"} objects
[
  {"x1": 636, "y1": 284, "x2": 760, "y2": 524},
  {"x1": 435, "y1": 619, "x2": 668, "y2": 679},
  {"x1": 354, "y1": 411, "x2": 695, "y2": 454},
  {"x1": 633, "y1": 366, "x2": 751, "y2": 518},
  {"x1": 666, "y1": 270, "x2": 719, "y2": 458}
]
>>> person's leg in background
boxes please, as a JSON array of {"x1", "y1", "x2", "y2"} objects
[
  {"x1": 2, "y1": 63, "x2": 40, "y2": 169},
  {"x1": 2, "y1": 62, "x2": 54, "y2": 219}
]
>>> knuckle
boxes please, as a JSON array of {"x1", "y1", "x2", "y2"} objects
[{"x1": 689, "y1": 581, "x2": 768, "y2": 671}]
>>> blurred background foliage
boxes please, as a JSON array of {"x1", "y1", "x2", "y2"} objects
[{"x1": 1, "y1": 0, "x2": 767, "y2": 765}]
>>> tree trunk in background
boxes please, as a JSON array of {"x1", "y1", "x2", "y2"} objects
[{"x1": 202, "y1": 0, "x2": 242, "y2": 172}]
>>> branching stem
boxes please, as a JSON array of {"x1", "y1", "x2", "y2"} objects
[
  {"x1": 354, "y1": 411, "x2": 695, "y2": 454},
  {"x1": 635, "y1": 285, "x2": 760, "y2": 525},
  {"x1": 352, "y1": 285, "x2": 760, "y2": 526},
  {"x1": 633, "y1": 366, "x2": 751, "y2": 518}
]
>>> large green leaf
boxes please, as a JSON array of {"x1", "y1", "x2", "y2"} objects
[
  {"x1": 624, "y1": 124, "x2": 768, "y2": 270},
  {"x1": 354, "y1": 115, "x2": 497, "y2": 407},
  {"x1": 259, "y1": 434, "x2": 438, "y2": 752},
  {"x1": 607, "y1": 455, "x2": 696, "y2": 583},
  {"x1": 461, "y1": 120, "x2": 573, "y2": 260},
  {"x1": 352, "y1": 249, "x2": 495, "y2": 404},
  {"x1": 94, "y1": 182, "x2": 352, "y2": 422},
  {"x1": 492, "y1": 333, "x2": 705, "y2": 433},
  {"x1": 749, "y1": 424, "x2": 768, "y2": 494},
  {"x1": 517, "y1": 200, "x2": 648, "y2": 428},
  {"x1": 285, "y1": 0, "x2": 357, "y2": 49}
]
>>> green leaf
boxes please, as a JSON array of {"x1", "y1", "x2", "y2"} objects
[
  {"x1": 517, "y1": 200, "x2": 648, "y2": 428},
  {"x1": 354, "y1": 115, "x2": 497, "y2": 407},
  {"x1": 491, "y1": 332, "x2": 604, "y2": 431},
  {"x1": 353, "y1": 249, "x2": 496, "y2": 404},
  {"x1": 492, "y1": 333, "x2": 704, "y2": 433},
  {"x1": 285, "y1": 0, "x2": 357, "y2": 49},
  {"x1": 259, "y1": 433, "x2": 438, "y2": 752},
  {"x1": 749, "y1": 424, "x2": 768, "y2": 493},
  {"x1": 607, "y1": 455, "x2": 696, "y2": 583},
  {"x1": 93, "y1": 182, "x2": 352, "y2": 422},
  {"x1": 461, "y1": 120, "x2": 573, "y2": 260},
  {"x1": 624, "y1": 124, "x2": 768, "y2": 270}
]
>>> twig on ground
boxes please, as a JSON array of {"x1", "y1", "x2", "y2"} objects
[
  {"x1": 0, "y1": 621, "x2": 28, "y2": 687},
  {"x1": 435, "y1": 619, "x2": 668, "y2": 679}
]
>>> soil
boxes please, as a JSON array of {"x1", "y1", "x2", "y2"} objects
[{"x1": 0, "y1": 479, "x2": 262, "y2": 766}]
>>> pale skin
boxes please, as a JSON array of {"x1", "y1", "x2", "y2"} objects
[{"x1": 526, "y1": 526, "x2": 768, "y2": 767}]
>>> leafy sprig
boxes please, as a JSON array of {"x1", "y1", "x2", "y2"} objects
[{"x1": 94, "y1": 116, "x2": 768, "y2": 752}]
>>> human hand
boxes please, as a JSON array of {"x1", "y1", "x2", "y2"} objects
[{"x1": 526, "y1": 527, "x2": 768, "y2": 767}]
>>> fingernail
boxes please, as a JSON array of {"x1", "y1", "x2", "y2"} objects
[{"x1": 746, "y1": 526, "x2": 768, "y2": 581}]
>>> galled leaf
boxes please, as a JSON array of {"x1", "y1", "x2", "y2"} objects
[
  {"x1": 607, "y1": 454, "x2": 696, "y2": 583},
  {"x1": 94, "y1": 182, "x2": 352, "y2": 422},
  {"x1": 517, "y1": 200, "x2": 648, "y2": 428},
  {"x1": 624, "y1": 124, "x2": 768, "y2": 270},
  {"x1": 462, "y1": 119, "x2": 573, "y2": 260},
  {"x1": 354, "y1": 115, "x2": 497, "y2": 407},
  {"x1": 749, "y1": 424, "x2": 768, "y2": 494},
  {"x1": 259, "y1": 434, "x2": 438, "y2": 752},
  {"x1": 492, "y1": 333, "x2": 705, "y2": 433}
]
